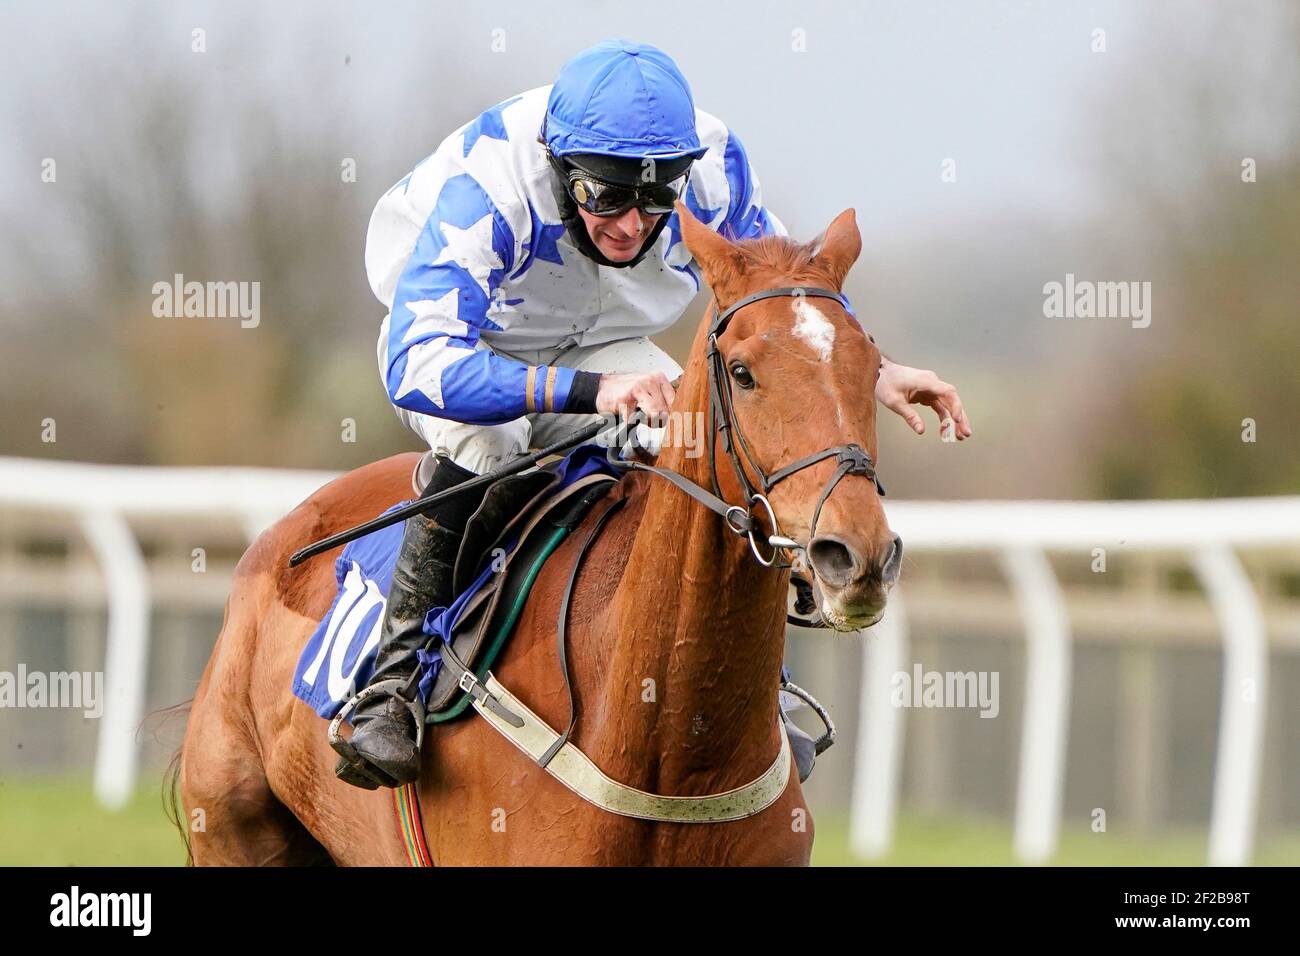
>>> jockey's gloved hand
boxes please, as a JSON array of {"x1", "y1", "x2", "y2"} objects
[{"x1": 594, "y1": 371, "x2": 675, "y2": 425}]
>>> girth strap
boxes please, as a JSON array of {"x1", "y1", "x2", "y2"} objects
[
  {"x1": 472, "y1": 673, "x2": 793, "y2": 823},
  {"x1": 443, "y1": 478, "x2": 792, "y2": 823}
]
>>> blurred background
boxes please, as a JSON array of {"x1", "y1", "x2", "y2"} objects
[{"x1": 0, "y1": 0, "x2": 1296, "y2": 865}]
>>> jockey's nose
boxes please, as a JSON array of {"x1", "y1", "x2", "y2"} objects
[
  {"x1": 808, "y1": 533, "x2": 902, "y2": 588},
  {"x1": 612, "y1": 206, "x2": 646, "y2": 237}
]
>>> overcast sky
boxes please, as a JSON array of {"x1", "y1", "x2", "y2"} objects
[{"x1": 4, "y1": 0, "x2": 1290, "y2": 244}]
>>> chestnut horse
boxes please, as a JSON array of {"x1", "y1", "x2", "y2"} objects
[{"x1": 179, "y1": 204, "x2": 897, "y2": 865}]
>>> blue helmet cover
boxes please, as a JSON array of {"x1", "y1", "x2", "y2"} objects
[{"x1": 544, "y1": 39, "x2": 709, "y2": 161}]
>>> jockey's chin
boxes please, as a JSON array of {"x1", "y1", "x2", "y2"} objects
[{"x1": 579, "y1": 207, "x2": 662, "y2": 262}]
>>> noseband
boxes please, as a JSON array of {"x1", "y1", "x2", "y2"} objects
[{"x1": 619, "y1": 285, "x2": 885, "y2": 568}]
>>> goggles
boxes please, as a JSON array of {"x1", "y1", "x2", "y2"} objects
[{"x1": 562, "y1": 167, "x2": 689, "y2": 217}]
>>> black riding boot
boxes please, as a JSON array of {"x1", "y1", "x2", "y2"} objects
[{"x1": 335, "y1": 454, "x2": 483, "y2": 790}]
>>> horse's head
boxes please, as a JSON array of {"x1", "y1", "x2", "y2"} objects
[{"x1": 678, "y1": 203, "x2": 900, "y2": 630}]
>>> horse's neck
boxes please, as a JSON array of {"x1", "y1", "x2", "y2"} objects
[{"x1": 602, "y1": 356, "x2": 789, "y2": 786}]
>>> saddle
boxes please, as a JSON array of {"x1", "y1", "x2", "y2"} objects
[{"x1": 420, "y1": 459, "x2": 617, "y2": 720}]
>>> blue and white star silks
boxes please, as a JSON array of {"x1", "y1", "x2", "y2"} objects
[
  {"x1": 460, "y1": 96, "x2": 520, "y2": 158},
  {"x1": 512, "y1": 202, "x2": 566, "y2": 280},
  {"x1": 365, "y1": 86, "x2": 785, "y2": 427},
  {"x1": 721, "y1": 131, "x2": 779, "y2": 241},
  {"x1": 665, "y1": 181, "x2": 725, "y2": 290}
]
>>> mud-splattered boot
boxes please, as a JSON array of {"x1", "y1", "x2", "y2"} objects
[{"x1": 334, "y1": 455, "x2": 482, "y2": 789}]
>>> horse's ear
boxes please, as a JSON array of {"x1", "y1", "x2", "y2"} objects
[
  {"x1": 812, "y1": 208, "x2": 861, "y2": 290},
  {"x1": 676, "y1": 201, "x2": 745, "y2": 298}
]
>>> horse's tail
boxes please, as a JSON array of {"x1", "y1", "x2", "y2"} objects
[{"x1": 147, "y1": 700, "x2": 194, "y2": 866}]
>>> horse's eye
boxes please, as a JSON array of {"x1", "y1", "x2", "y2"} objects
[{"x1": 730, "y1": 363, "x2": 755, "y2": 389}]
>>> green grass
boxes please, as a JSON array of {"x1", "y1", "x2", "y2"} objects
[
  {"x1": 0, "y1": 775, "x2": 187, "y2": 866},
  {"x1": 810, "y1": 812, "x2": 1300, "y2": 866},
  {"x1": 3, "y1": 776, "x2": 1298, "y2": 866}
]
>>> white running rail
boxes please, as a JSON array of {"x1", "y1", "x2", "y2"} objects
[
  {"x1": 0, "y1": 457, "x2": 1294, "y2": 865},
  {"x1": 849, "y1": 496, "x2": 1300, "y2": 867}
]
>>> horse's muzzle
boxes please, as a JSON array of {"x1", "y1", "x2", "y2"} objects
[{"x1": 808, "y1": 532, "x2": 902, "y2": 630}]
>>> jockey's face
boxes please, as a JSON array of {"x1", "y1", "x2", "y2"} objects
[{"x1": 577, "y1": 206, "x2": 662, "y2": 262}]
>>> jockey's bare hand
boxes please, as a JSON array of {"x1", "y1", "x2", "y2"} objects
[
  {"x1": 595, "y1": 371, "x2": 675, "y2": 424},
  {"x1": 876, "y1": 359, "x2": 973, "y2": 440}
]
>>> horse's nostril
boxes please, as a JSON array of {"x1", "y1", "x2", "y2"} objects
[
  {"x1": 882, "y1": 534, "x2": 903, "y2": 586},
  {"x1": 808, "y1": 536, "x2": 859, "y2": 589}
]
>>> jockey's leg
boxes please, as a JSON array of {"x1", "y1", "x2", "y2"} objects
[
  {"x1": 337, "y1": 454, "x2": 476, "y2": 788},
  {"x1": 336, "y1": 408, "x2": 532, "y2": 790}
]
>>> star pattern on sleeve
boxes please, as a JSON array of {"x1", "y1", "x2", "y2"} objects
[
  {"x1": 662, "y1": 183, "x2": 721, "y2": 290},
  {"x1": 432, "y1": 215, "x2": 506, "y2": 275},
  {"x1": 511, "y1": 202, "x2": 566, "y2": 279},
  {"x1": 392, "y1": 338, "x2": 478, "y2": 410},
  {"x1": 684, "y1": 181, "x2": 722, "y2": 229},
  {"x1": 400, "y1": 289, "x2": 469, "y2": 345},
  {"x1": 461, "y1": 96, "x2": 522, "y2": 158},
  {"x1": 663, "y1": 213, "x2": 698, "y2": 290}
]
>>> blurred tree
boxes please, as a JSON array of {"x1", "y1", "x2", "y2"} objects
[
  {"x1": 0, "y1": 15, "x2": 487, "y2": 470},
  {"x1": 1081, "y1": 7, "x2": 1300, "y2": 498}
]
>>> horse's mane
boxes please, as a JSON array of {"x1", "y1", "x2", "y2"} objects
[
  {"x1": 719, "y1": 233, "x2": 839, "y2": 289},
  {"x1": 737, "y1": 234, "x2": 818, "y2": 271}
]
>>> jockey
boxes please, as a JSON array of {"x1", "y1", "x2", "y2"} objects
[{"x1": 343, "y1": 39, "x2": 971, "y2": 790}]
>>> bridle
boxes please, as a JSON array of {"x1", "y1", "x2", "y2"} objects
[
  {"x1": 286, "y1": 284, "x2": 882, "y2": 579},
  {"x1": 617, "y1": 285, "x2": 885, "y2": 569}
]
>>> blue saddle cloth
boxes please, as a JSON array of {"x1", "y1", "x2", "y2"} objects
[{"x1": 291, "y1": 445, "x2": 619, "y2": 721}]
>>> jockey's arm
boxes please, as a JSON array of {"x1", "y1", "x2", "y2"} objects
[{"x1": 381, "y1": 187, "x2": 605, "y2": 427}]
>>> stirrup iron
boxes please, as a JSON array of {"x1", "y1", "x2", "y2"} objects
[
  {"x1": 780, "y1": 679, "x2": 836, "y2": 756},
  {"x1": 328, "y1": 678, "x2": 427, "y2": 771}
]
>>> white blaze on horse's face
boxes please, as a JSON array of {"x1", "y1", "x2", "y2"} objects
[{"x1": 791, "y1": 298, "x2": 836, "y2": 362}]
